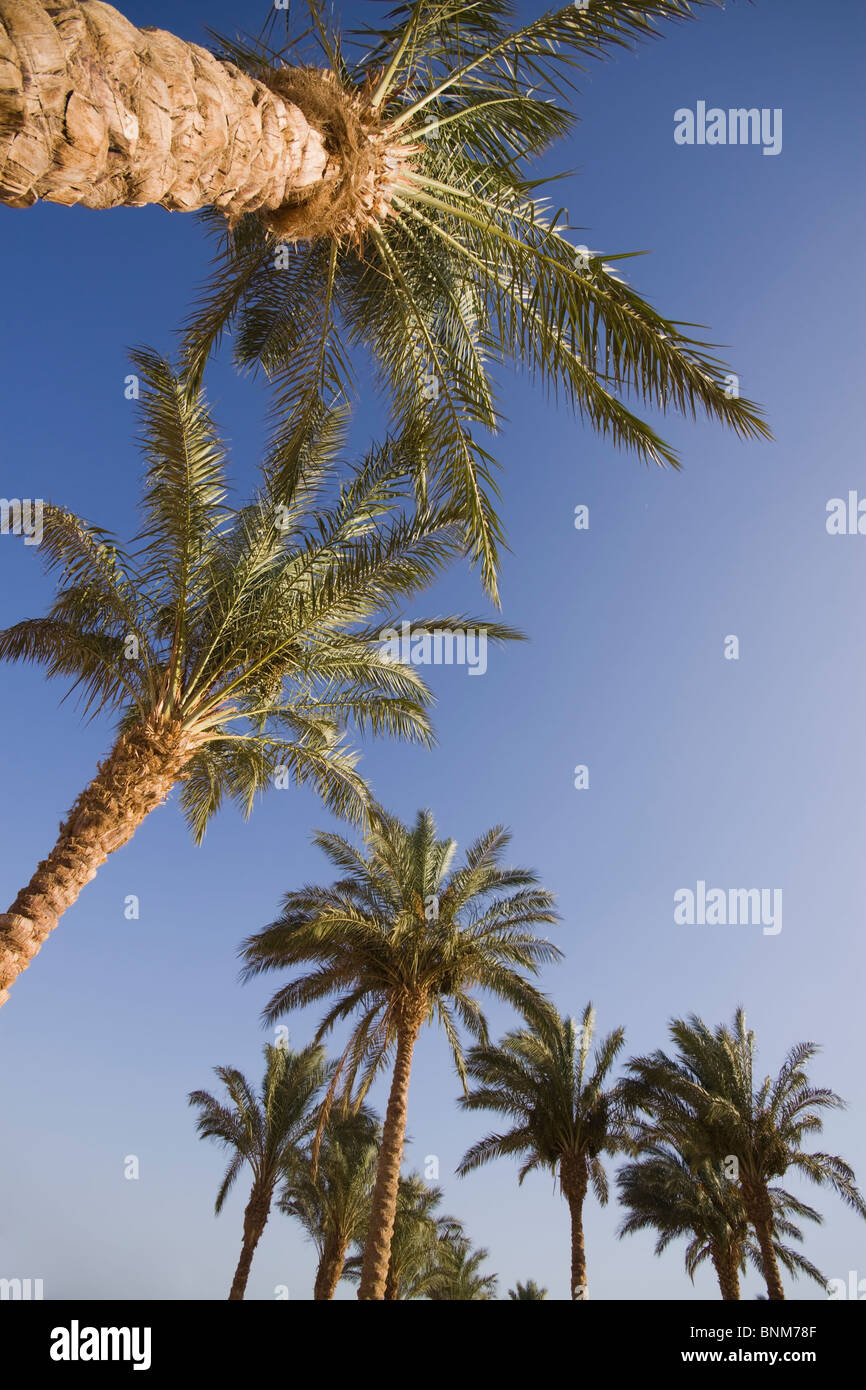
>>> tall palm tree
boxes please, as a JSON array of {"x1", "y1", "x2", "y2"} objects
[
  {"x1": 189, "y1": 1041, "x2": 327, "y2": 1300},
  {"x1": 0, "y1": 1, "x2": 768, "y2": 596},
  {"x1": 240, "y1": 807, "x2": 560, "y2": 1299},
  {"x1": 184, "y1": 1, "x2": 771, "y2": 597},
  {"x1": 508, "y1": 1279, "x2": 548, "y2": 1300},
  {"x1": 457, "y1": 1002, "x2": 626, "y2": 1299},
  {"x1": 616, "y1": 1140, "x2": 826, "y2": 1300},
  {"x1": 621, "y1": 1011, "x2": 866, "y2": 1301},
  {"x1": 0, "y1": 354, "x2": 498, "y2": 1007},
  {"x1": 280, "y1": 1102, "x2": 380, "y2": 1300}
]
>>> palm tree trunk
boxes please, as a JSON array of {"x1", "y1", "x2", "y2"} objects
[
  {"x1": 0, "y1": 0, "x2": 331, "y2": 216},
  {"x1": 0, "y1": 720, "x2": 200, "y2": 1006},
  {"x1": 712, "y1": 1244, "x2": 741, "y2": 1300},
  {"x1": 314, "y1": 1236, "x2": 348, "y2": 1300},
  {"x1": 229, "y1": 1188, "x2": 270, "y2": 1300},
  {"x1": 743, "y1": 1182, "x2": 785, "y2": 1301},
  {"x1": 357, "y1": 1013, "x2": 422, "y2": 1300},
  {"x1": 561, "y1": 1158, "x2": 589, "y2": 1300}
]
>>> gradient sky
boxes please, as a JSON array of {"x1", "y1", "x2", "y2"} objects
[{"x1": 1, "y1": 0, "x2": 864, "y2": 1301}]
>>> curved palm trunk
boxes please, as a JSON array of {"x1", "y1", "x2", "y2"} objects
[
  {"x1": 743, "y1": 1182, "x2": 785, "y2": 1301},
  {"x1": 357, "y1": 1014, "x2": 422, "y2": 1300},
  {"x1": 314, "y1": 1235, "x2": 348, "y2": 1300},
  {"x1": 0, "y1": 721, "x2": 200, "y2": 1007},
  {"x1": 0, "y1": 0, "x2": 329, "y2": 215},
  {"x1": 561, "y1": 1157, "x2": 589, "y2": 1300},
  {"x1": 229, "y1": 1187, "x2": 271, "y2": 1301}
]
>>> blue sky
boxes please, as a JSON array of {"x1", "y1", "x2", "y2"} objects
[{"x1": 1, "y1": 0, "x2": 864, "y2": 1300}]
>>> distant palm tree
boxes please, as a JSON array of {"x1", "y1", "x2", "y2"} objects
[
  {"x1": 617, "y1": 1140, "x2": 826, "y2": 1300},
  {"x1": 0, "y1": 354, "x2": 495, "y2": 1008},
  {"x1": 458, "y1": 1003, "x2": 626, "y2": 1299},
  {"x1": 343, "y1": 1174, "x2": 450, "y2": 1299},
  {"x1": 280, "y1": 1102, "x2": 380, "y2": 1300},
  {"x1": 380, "y1": 1176, "x2": 451, "y2": 1301},
  {"x1": 621, "y1": 1011, "x2": 866, "y2": 1300},
  {"x1": 427, "y1": 1233, "x2": 498, "y2": 1301},
  {"x1": 241, "y1": 808, "x2": 559, "y2": 1298},
  {"x1": 189, "y1": 1042, "x2": 326, "y2": 1300},
  {"x1": 508, "y1": 1279, "x2": 548, "y2": 1300}
]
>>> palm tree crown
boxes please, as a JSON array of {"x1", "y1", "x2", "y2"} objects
[
  {"x1": 188, "y1": 0, "x2": 771, "y2": 597},
  {"x1": 509, "y1": 1279, "x2": 548, "y2": 1300},
  {"x1": 0, "y1": 354, "x2": 508, "y2": 1004},
  {"x1": 242, "y1": 809, "x2": 560, "y2": 1092}
]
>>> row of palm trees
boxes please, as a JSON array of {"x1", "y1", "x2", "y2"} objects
[
  {"x1": 0, "y1": 0, "x2": 793, "y2": 1308},
  {"x1": 190, "y1": 809, "x2": 865, "y2": 1300}
]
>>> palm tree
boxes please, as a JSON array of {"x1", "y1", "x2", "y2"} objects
[
  {"x1": 0, "y1": 353, "x2": 498, "y2": 1007},
  {"x1": 617, "y1": 1140, "x2": 827, "y2": 1300},
  {"x1": 183, "y1": 1, "x2": 771, "y2": 597},
  {"x1": 189, "y1": 1041, "x2": 327, "y2": 1300},
  {"x1": 509, "y1": 1279, "x2": 548, "y2": 1300},
  {"x1": 344, "y1": 1173, "x2": 452, "y2": 1300},
  {"x1": 240, "y1": 807, "x2": 560, "y2": 1299},
  {"x1": 621, "y1": 1011, "x2": 866, "y2": 1300},
  {"x1": 280, "y1": 1102, "x2": 380, "y2": 1300},
  {"x1": 458, "y1": 1002, "x2": 626, "y2": 1300},
  {"x1": 426, "y1": 1232, "x2": 499, "y2": 1300},
  {"x1": 2, "y1": 3, "x2": 770, "y2": 595}
]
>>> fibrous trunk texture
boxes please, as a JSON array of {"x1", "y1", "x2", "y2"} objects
[
  {"x1": 314, "y1": 1235, "x2": 348, "y2": 1301},
  {"x1": 0, "y1": 719, "x2": 200, "y2": 1006},
  {"x1": 743, "y1": 1181, "x2": 785, "y2": 1301},
  {"x1": 0, "y1": 0, "x2": 330, "y2": 215},
  {"x1": 561, "y1": 1156, "x2": 589, "y2": 1300},
  {"x1": 357, "y1": 1011, "x2": 422, "y2": 1300},
  {"x1": 229, "y1": 1187, "x2": 270, "y2": 1301},
  {"x1": 713, "y1": 1244, "x2": 742, "y2": 1301}
]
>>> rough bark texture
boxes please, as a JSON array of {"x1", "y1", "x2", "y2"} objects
[
  {"x1": 357, "y1": 1008, "x2": 423, "y2": 1300},
  {"x1": 0, "y1": 719, "x2": 202, "y2": 1007},
  {"x1": 713, "y1": 1244, "x2": 742, "y2": 1301},
  {"x1": 228, "y1": 1187, "x2": 270, "y2": 1301},
  {"x1": 743, "y1": 1181, "x2": 785, "y2": 1301},
  {"x1": 561, "y1": 1156, "x2": 589, "y2": 1300},
  {"x1": 0, "y1": 0, "x2": 331, "y2": 215},
  {"x1": 314, "y1": 1234, "x2": 348, "y2": 1301}
]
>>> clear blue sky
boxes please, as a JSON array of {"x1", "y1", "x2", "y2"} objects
[{"x1": 1, "y1": 0, "x2": 864, "y2": 1300}]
